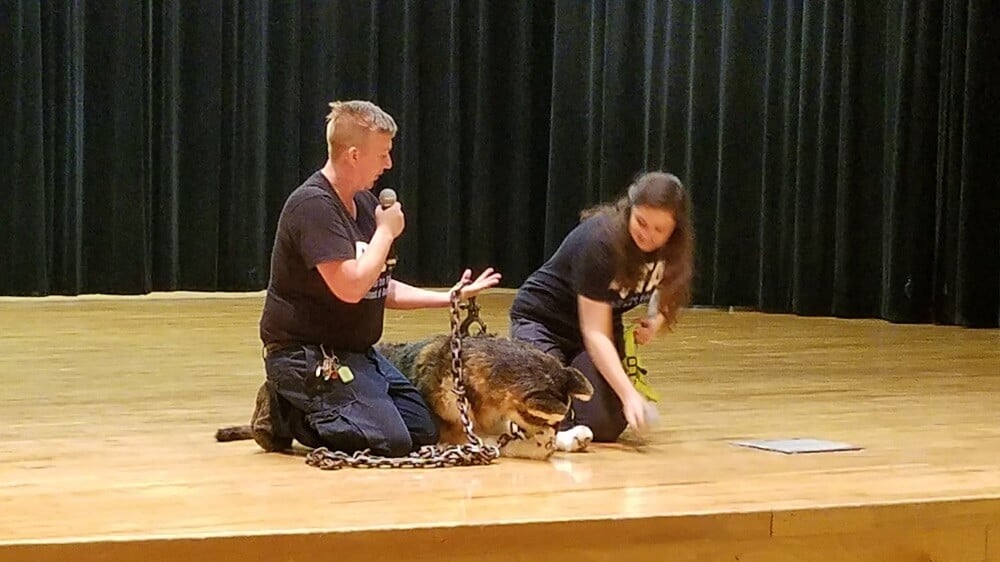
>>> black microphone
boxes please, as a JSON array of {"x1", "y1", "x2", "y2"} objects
[{"x1": 378, "y1": 188, "x2": 398, "y2": 271}]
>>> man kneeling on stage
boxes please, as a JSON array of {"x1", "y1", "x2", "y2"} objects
[{"x1": 253, "y1": 99, "x2": 500, "y2": 456}]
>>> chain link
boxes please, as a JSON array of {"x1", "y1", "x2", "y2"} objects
[
  {"x1": 459, "y1": 298, "x2": 489, "y2": 336},
  {"x1": 305, "y1": 282, "x2": 521, "y2": 470}
]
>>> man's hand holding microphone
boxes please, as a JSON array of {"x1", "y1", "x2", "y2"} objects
[{"x1": 375, "y1": 188, "x2": 403, "y2": 271}]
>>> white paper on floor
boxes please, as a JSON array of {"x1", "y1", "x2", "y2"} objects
[{"x1": 730, "y1": 438, "x2": 863, "y2": 454}]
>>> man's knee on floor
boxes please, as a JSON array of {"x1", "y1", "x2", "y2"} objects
[
  {"x1": 364, "y1": 416, "x2": 416, "y2": 457},
  {"x1": 310, "y1": 409, "x2": 414, "y2": 457},
  {"x1": 321, "y1": 425, "x2": 414, "y2": 457},
  {"x1": 381, "y1": 430, "x2": 415, "y2": 457},
  {"x1": 410, "y1": 422, "x2": 439, "y2": 449}
]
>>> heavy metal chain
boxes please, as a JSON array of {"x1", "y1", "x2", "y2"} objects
[
  {"x1": 459, "y1": 298, "x2": 489, "y2": 336},
  {"x1": 305, "y1": 282, "x2": 522, "y2": 470}
]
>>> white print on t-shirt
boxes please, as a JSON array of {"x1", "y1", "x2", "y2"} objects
[
  {"x1": 610, "y1": 260, "x2": 665, "y2": 298},
  {"x1": 608, "y1": 260, "x2": 664, "y2": 310},
  {"x1": 355, "y1": 241, "x2": 390, "y2": 300}
]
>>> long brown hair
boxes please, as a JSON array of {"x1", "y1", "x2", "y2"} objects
[{"x1": 580, "y1": 171, "x2": 695, "y2": 328}]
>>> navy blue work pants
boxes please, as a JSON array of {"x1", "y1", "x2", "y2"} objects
[{"x1": 263, "y1": 344, "x2": 439, "y2": 457}]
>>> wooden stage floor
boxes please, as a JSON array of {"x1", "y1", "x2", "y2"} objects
[{"x1": 1, "y1": 292, "x2": 998, "y2": 561}]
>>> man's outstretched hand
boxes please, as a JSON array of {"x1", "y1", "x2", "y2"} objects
[{"x1": 453, "y1": 267, "x2": 502, "y2": 300}]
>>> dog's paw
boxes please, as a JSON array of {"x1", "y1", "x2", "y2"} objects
[{"x1": 555, "y1": 425, "x2": 593, "y2": 452}]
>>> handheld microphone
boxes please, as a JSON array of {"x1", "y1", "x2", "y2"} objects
[
  {"x1": 378, "y1": 188, "x2": 398, "y2": 271},
  {"x1": 378, "y1": 188, "x2": 397, "y2": 208}
]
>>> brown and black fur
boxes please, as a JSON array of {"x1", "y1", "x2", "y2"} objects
[
  {"x1": 375, "y1": 334, "x2": 593, "y2": 458},
  {"x1": 217, "y1": 334, "x2": 593, "y2": 460}
]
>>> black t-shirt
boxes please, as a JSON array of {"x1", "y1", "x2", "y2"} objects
[
  {"x1": 510, "y1": 213, "x2": 665, "y2": 349},
  {"x1": 259, "y1": 171, "x2": 390, "y2": 351}
]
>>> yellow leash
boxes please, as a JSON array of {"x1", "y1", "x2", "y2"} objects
[{"x1": 621, "y1": 324, "x2": 660, "y2": 403}]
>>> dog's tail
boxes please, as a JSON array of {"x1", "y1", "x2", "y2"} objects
[{"x1": 215, "y1": 425, "x2": 253, "y2": 442}]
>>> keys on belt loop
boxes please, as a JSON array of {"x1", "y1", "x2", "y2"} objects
[{"x1": 315, "y1": 345, "x2": 354, "y2": 383}]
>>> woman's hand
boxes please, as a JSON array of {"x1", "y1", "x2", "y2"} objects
[
  {"x1": 633, "y1": 313, "x2": 665, "y2": 345},
  {"x1": 620, "y1": 388, "x2": 649, "y2": 431}
]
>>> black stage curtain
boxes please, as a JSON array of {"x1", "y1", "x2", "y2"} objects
[{"x1": 2, "y1": 1, "x2": 997, "y2": 327}]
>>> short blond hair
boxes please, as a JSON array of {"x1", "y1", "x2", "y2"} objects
[{"x1": 325, "y1": 100, "x2": 398, "y2": 158}]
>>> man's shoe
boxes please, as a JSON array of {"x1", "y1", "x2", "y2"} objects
[{"x1": 251, "y1": 382, "x2": 292, "y2": 452}]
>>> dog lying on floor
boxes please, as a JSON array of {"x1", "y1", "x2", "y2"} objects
[{"x1": 216, "y1": 333, "x2": 595, "y2": 460}]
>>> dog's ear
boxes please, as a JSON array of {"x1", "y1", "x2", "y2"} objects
[{"x1": 562, "y1": 366, "x2": 594, "y2": 401}]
